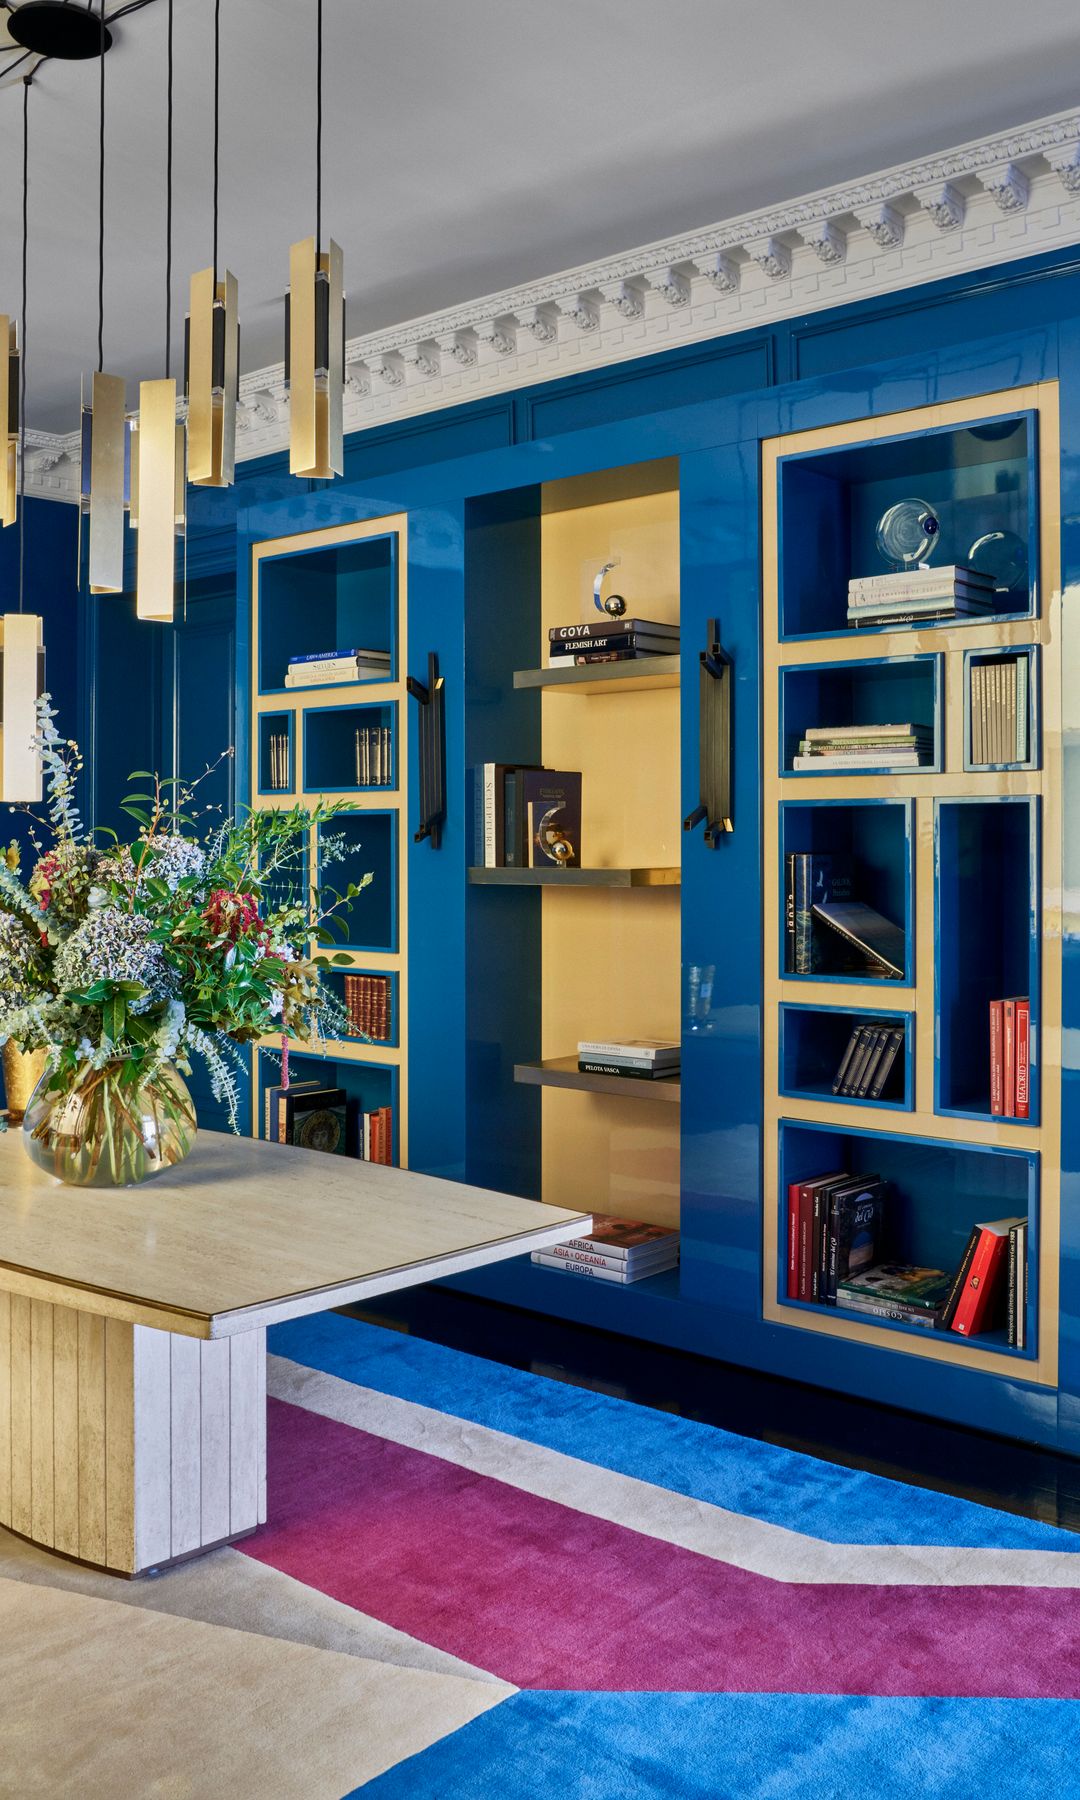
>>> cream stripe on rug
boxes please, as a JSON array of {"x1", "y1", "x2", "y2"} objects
[{"x1": 268, "y1": 1353, "x2": 1080, "y2": 1590}]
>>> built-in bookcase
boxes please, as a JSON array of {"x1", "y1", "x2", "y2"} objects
[
  {"x1": 761, "y1": 386, "x2": 1062, "y2": 1383},
  {"x1": 464, "y1": 459, "x2": 681, "y2": 1257},
  {"x1": 249, "y1": 516, "x2": 409, "y2": 1164}
]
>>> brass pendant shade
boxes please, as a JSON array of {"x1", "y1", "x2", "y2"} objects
[
  {"x1": 134, "y1": 377, "x2": 185, "y2": 622},
  {"x1": 0, "y1": 612, "x2": 45, "y2": 802},
  {"x1": 79, "y1": 369, "x2": 128, "y2": 594},
  {"x1": 287, "y1": 236, "x2": 343, "y2": 479},
  {"x1": 185, "y1": 266, "x2": 238, "y2": 487},
  {"x1": 0, "y1": 318, "x2": 18, "y2": 530}
]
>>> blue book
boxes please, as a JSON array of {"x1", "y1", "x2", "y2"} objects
[{"x1": 289, "y1": 648, "x2": 362, "y2": 664}]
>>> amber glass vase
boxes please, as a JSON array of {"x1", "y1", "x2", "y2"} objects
[{"x1": 22, "y1": 1059, "x2": 197, "y2": 1188}]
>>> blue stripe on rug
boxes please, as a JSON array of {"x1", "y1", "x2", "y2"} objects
[
  {"x1": 349, "y1": 1690, "x2": 1080, "y2": 1799},
  {"x1": 268, "y1": 1313, "x2": 1079, "y2": 1551}
]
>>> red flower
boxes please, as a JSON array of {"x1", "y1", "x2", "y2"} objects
[{"x1": 203, "y1": 888, "x2": 271, "y2": 945}]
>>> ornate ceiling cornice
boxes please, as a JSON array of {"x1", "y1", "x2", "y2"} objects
[{"x1": 24, "y1": 103, "x2": 1080, "y2": 503}]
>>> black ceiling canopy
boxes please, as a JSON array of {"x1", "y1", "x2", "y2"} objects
[{"x1": 8, "y1": 2, "x2": 113, "y2": 60}]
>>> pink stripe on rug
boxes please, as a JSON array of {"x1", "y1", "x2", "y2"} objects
[{"x1": 242, "y1": 1399, "x2": 1080, "y2": 1697}]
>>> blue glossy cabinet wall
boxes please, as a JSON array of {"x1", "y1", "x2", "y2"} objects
[{"x1": 72, "y1": 242, "x2": 1080, "y2": 1454}]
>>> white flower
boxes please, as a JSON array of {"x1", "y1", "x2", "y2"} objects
[{"x1": 54, "y1": 907, "x2": 175, "y2": 1013}]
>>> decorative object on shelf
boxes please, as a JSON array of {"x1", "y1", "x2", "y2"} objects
[
  {"x1": 408, "y1": 651, "x2": 446, "y2": 848},
  {"x1": 286, "y1": 0, "x2": 344, "y2": 480},
  {"x1": 79, "y1": 4, "x2": 127, "y2": 593},
  {"x1": 548, "y1": 618, "x2": 679, "y2": 666},
  {"x1": 590, "y1": 557, "x2": 626, "y2": 620},
  {"x1": 186, "y1": 0, "x2": 238, "y2": 488},
  {"x1": 1, "y1": 1041, "x2": 46, "y2": 1123},
  {"x1": 874, "y1": 498, "x2": 940, "y2": 569},
  {"x1": 521, "y1": 769, "x2": 581, "y2": 868},
  {"x1": 684, "y1": 617, "x2": 733, "y2": 846},
  {"x1": 968, "y1": 528, "x2": 1027, "y2": 593},
  {"x1": 0, "y1": 695, "x2": 364, "y2": 1186},
  {"x1": 134, "y1": 0, "x2": 185, "y2": 624}
]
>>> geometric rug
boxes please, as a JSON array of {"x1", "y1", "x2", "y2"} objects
[{"x1": 3, "y1": 1310, "x2": 1079, "y2": 1796}]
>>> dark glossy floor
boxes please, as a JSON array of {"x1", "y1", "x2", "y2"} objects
[{"x1": 343, "y1": 1284, "x2": 1080, "y2": 1536}]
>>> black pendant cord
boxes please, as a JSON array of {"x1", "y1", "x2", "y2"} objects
[
  {"x1": 18, "y1": 72, "x2": 30, "y2": 614},
  {"x1": 212, "y1": 0, "x2": 220, "y2": 282},
  {"x1": 165, "y1": 0, "x2": 173, "y2": 374},
  {"x1": 97, "y1": 0, "x2": 105, "y2": 373},
  {"x1": 315, "y1": 0, "x2": 322, "y2": 256}
]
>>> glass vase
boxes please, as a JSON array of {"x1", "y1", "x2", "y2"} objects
[{"x1": 22, "y1": 1059, "x2": 197, "y2": 1188}]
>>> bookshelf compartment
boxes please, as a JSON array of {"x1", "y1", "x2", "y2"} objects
[
  {"x1": 777, "y1": 411, "x2": 1036, "y2": 640},
  {"x1": 779, "y1": 1004, "x2": 913, "y2": 1110},
  {"x1": 778, "y1": 1120, "x2": 1037, "y2": 1357},
  {"x1": 935, "y1": 797, "x2": 1039, "y2": 1124},
  {"x1": 257, "y1": 533, "x2": 397, "y2": 694},
  {"x1": 779, "y1": 799, "x2": 914, "y2": 984},
  {"x1": 779, "y1": 655, "x2": 942, "y2": 777},
  {"x1": 318, "y1": 809, "x2": 398, "y2": 952},
  {"x1": 303, "y1": 701, "x2": 397, "y2": 795},
  {"x1": 257, "y1": 1048, "x2": 399, "y2": 1163},
  {"x1": 257, "y1": 711, "x2": 294, "y2": 795},
  {"x1": 514, "y1": 1056, "x2": 680, "y2": 1103},
  {"x1": 322, "y1": 968, "x2": 398, "y2": 1046},
  {"x1": 964, "y1": 646, "x2": 1039, "y2": 772}
]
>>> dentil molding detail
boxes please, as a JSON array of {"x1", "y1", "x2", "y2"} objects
[{"x1": 23, "y1": 102, "x2": 1080, "y2": 503}]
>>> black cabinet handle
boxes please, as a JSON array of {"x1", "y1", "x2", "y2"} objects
[
  {"x1": 683, "y1": 618, "x2": 733, "y2": 847},
  {"x1": 407, "y1": 651, "x2": 446, "y2": 849}
]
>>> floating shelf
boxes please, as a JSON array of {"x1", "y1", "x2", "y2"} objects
[
  {"x1": 514, "y1": 1056, "x2": 681, "y2": 1102},
  {"x1": 513, "y1": 656, "x2": 680, "y2": 695},
  {"x1": 468, "y1": 865, "x2": 681, "y2": 888}
]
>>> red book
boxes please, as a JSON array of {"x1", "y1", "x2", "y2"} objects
[
  {"x1": 797, "y1": 1186, "x2": 812, "y2": 1300},
  {"x1": 989, "y1": 1000, "x2": 1004, "y2": 1115},
  {"x1": 1015, "y1": 999, "x2": 1030, "y2": 1119},
  {"x1": 950, "y1": 1223, "x2": 1011, "y2": 1336},
  {"x1": 1002, "y1": 999, "x2": 1016, "y2": 1118},
  {"x1": 786, "y1": 1183, "x2": 800, "y2": 1298}
]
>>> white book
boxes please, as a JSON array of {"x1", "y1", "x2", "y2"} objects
[
  {"x1": 577, "y1": 1038, "x2": 679, "y2": 1062},
  {"x1": 530, "y1": 1251, "x2": 673, "y2": 1284},
  {"x1": 483, "y1": 762, "x2": 497, "y2": 867},
  {"x1": 793, "y1": 753, "x2": 926, "y2": 770},
  {"x1": 803, "y1": 723, "x2": 931, "y2": 742},
  {"x1": 546, "y1": 1243, "x2": 679, "y2": 1275}
]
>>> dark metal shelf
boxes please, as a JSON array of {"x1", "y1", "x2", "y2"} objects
[
  {"x1": 513, "y1": 656, "x2": 680, "y2": 695},
  {"x1": 468, "y1": 865, "x2": 680, "y2": 888},
  {"x1": 514, "y1": 1056, "x2": 681, "y2": 1102}
]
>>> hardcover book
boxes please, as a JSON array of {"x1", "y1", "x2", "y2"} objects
[
  {"x1": 521, "y1": 769, "x2": 582, "y2": 867},
  {"x1": 549, "y1": 619, "x2": 679, "y2": 643},
  {"x1": 837, "y1": 1262, "x2": 951, "y2": 1314},
  {"x1": 564, "y1": 1215, "x2": 679, "y2": 1258},
  {"x1": 811, "y1": 899, "x2": 906, "y2": 981},
  {"x1": 787, "y1": 854, "x2": 854, "y2": 974},
  {"x1": 823, "y1": 1175, "x2": 886, "y2": 1302},
  {"x1": 278, "y1": 1085, "x2": 348, "y2": 1154}
]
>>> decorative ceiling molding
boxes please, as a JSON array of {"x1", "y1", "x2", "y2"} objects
[{"x1": 23, "y1": 102, "x2": 1080, "y2": 504}]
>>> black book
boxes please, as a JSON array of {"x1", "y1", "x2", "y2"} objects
[
  {"x1": 811, "y1": 900, "x2": 906, "y2": 981},
  {"x1": 856, "y1": 1028, "x2": 890, "y2": 1098},
  {"x1": 577, "y1": 1060, "x2": 678, "y2": 1081},
  {"x1": 867, "y1": 1025, "x2": 904, "y2": 1099},
  {"x1": 939, "y1": 1226, "x2": 981, "y2": 1330},
  {"x1": 790, "y1": 854, "x2": 854, "y2": 974},
  {"x1": 549, "y1": 619, "x2": 679, "y2": 643},
  {"x1": 831, "y1": 1025, "x2": 863, "y2": 1095},
  {"x1": 824, "y1": 1175, "x2": 886, "y2": 1304},
  {"x1": 503, "y1": 765, "x2": 543, "y2": 867},
  {"x1": 841, "y1": 1025, "x2": 878, "y2": 1097}
]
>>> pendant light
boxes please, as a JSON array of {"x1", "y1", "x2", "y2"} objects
[
  {"x1": 186, "y1": 0, "x2": 238, "y2": 487},
  {"x1": 135, "y1": 0, "x2": 185, "y2": 622},
  {"x1": 78, "y1": 0, "x2": 127, "y2": 594},
  {"x1": 0, "y1": 313, "x2": 18, "y2": 530},
  {"x1": 2, "y1": 76, "x2": 45, "y2": 805},
  {"x1": 287, "y1": 0, "x2": 343, "y2": 479}
]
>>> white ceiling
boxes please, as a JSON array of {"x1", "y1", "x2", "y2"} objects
[{"x1": 2, "y1": 0, "x2": 1079, "y2": 430}]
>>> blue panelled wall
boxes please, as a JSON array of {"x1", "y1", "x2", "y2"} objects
[{"x1": 47, "y1": 237, "x2": 1080, "y2": 1451}]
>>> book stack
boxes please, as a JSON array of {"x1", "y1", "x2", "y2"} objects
[
  {"x1": 264, "y1": 1079, "x2": 394, "y2": 1162},
  {"x1": 989, "y1": 996, "x2": 1030, "y2": 1119},
  {"x1": 831, "y1": 1020, "x2": 904, "y2": 1100},
  {"x1": 355, "y1": 726, "x2": 393, "y2": 787},
  {"x1": 970, "y1": 655, "x2": 1029, "y2": 765},
  {"x1": 847, "y1": 564, "x2": 996, "y2": 629},
  {"x1": 577, "y1": 1038, "x2": 679, "y2": 1082},
  {"x1": 265, "y1": 1080, "x2": 348, "y2": 1155},
  {"x1": 473, "y1": 764, "x2": 582, "y2": 868},
  {"x1": 784, "y1": 853, "x2": 904, "y2": 979},
  {"x1": 793, "y1": 723, "x2": 933, "y2": 771},
  {"x1": 266, "y1": 730, "x2": 290, "y2": 791},
  {"x1": 547, "y1": 618, "x2": 679, "y2": 666},
  {"x1": 941, "y1": 1217, "x2": 1026, "y2": 1341},
  {"x1": 285, "y1": 646, "x2": 392, "y2": 687},
  {"x1": 344, "y1": 973, "x2": 392, "y2": 1041},
  {"x1": 786, "y1": 1170, "x2": 887, "y2": 1304},
  {"x1": 836, "y1": 1263, "x2": 951, "y2": 1329},
  {"x1": 531, "y1": 1215, "x2": 680, "y2": 1284}
]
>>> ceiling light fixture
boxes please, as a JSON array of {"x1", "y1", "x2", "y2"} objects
[
  {"x1": 186, "y1": 0, "x2": 237, "y2": 488},
  {"x1": 2, "y1": 73, "x2": 44, "y2": 804},
  {"x1": 135, "y1": 0, "x2": 184, "y2": 622},
  {"x1": 78, "y1": 0, "x2": 127, "y2": 594},
  {"x1": 7, "y1": 1, "x2": 113, "y2": 60},
  {"x1": 287, "y1": 0, "x2": 343, "y2": 480}
]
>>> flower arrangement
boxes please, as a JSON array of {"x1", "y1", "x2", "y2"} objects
[{"x1": 0, "y1": 696, "x2": 365, "y2": 1185}]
